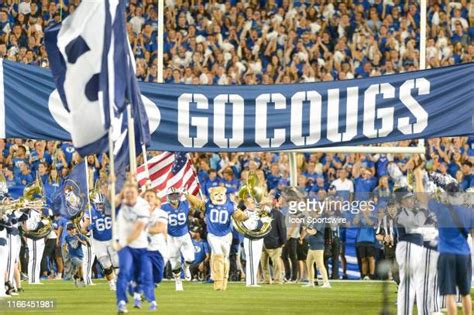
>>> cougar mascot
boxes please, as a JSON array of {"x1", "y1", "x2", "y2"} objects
[{"x1": 187, "y1": 187, "x2": 247, "y2": 290}]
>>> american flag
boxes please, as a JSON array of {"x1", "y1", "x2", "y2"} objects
[{"x1": 136, "y1": 152, "x2": 201, "y2": 199}]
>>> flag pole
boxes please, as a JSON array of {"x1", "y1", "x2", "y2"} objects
[
  {"x1": 108, "y1": 128, "x2": 117, "y2": 243},
  {"x1": 157, "y1": 0, "x2": 164, "y2": 83},
  {"x1": 60, "y1": 0, "x2": 63, "y2": 21},
  {"x1": 127, "y1": 105, "x2": 137, "y2": 175},
  {"x1": 141, "y1": 144, "x2": 151, "y2": 187},
  {"x1": 141, "y1": 0, "x2": 163, "y2": 185},
  {"x1": 84, "y1": 159, "x2": 93, "y2": 240}
]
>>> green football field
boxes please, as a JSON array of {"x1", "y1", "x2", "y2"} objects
[
  {"x1": 0, "y1": 280, "x2": 472, "y2": 315},
  {"x1": 1, "y1": 279, "x2": 398, "y2": 315}
]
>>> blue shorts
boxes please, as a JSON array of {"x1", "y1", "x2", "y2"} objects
[
  {"x1": 438, "y1": 253, "x2": 472, "y2": 296},
  {"x1": 147, "y1": 250, "x2": 164, "y2": 284}
]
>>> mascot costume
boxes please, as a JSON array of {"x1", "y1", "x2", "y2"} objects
[{"x1": 187, "y1": 187, "x2": 247, "y2": 290}]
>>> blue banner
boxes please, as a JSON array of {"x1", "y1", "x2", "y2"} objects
[{"x1": 0, "y1": 59, "x2": 473, "y2": 152}]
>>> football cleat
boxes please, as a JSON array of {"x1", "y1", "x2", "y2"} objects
[
  {"x1": 320, "y1": 283, "x2": 332, "y2": 289},
  {"x1": 184, "y1": 268, "x2": 192, "y2": 281}
]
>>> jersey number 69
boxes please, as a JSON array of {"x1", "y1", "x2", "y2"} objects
[{"x1": 168, "y1": 213, "x2": 186, "y2": 226}]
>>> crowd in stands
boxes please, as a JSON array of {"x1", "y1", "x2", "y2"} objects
[
  {"x1": 0, "y1": 1, "x2": 473, "y2": 83},
  {"x1": 0, "y1": 0, "x2": 472, "y2": 281}
]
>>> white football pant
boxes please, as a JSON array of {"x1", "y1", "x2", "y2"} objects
[
  {"x1": 92, "y1": 238, "x2": 118, "y2": 269},
  {"x1": 168, "y1": 234, "x2": 195, "y2": 270}
]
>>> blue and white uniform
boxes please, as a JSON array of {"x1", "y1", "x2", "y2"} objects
[
  {"x1": 420, "y1": 223, "x2": 441, "y2": 314},
  {"x1": 205, "y1": 200, "x2": 235, "y2": 257},
  {"x1": 6, "y1": 210, "x2": 23, "y2": 287},
  {"x1": 147, "y1": 207, "x2": 168, "y2": 284},
  {"x1": 25, "y1": 209, "x2": 45, "y2": 284},
  {"x1": 0, "y1": 214, "x2": 9, "y2": 296},
  {"x1": 162, "y1": 201, "x2": 194, "y2": 270},
  {"x1": 242, "y1": 208, "x2": 266, "y2": 287},
  {"x1": 395, "y1": 207, "x2": 427, "y2": 315},
  {"x1": 116, "y1": 197, "x2": 154, "y2": 306},
  {"x1": 85, "y1": 206, "x2": 118, "y2": 269}
]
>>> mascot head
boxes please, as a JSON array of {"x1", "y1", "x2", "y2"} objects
[{"x1": 209, "y1": 187, "x2": 227, "y2": 205}]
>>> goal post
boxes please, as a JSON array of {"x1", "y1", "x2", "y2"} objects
[{"x1": 286, "y1": 0, "x2": 428, "y2": 186}]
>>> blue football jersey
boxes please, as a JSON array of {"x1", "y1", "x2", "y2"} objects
[
  {"x1": 205, "y1": 200, "x2": 235, "y2": 237},
  {"x1": 162, "y1": 201, "x2": 190, "y2": 237},
  {"x1": 88, "y1": 206, "x2": 112, "y2": 241}
]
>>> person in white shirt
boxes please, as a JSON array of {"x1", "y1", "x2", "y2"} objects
[
  {"x1": 330, "y1": 167, "x2": 353, "y2": 279},
  {"x1": 115, "y1": 181, "x2": 155, "y2": 313},
  {"x1": 330, "y1": 168, "x2": 354, "y2": 196},
  {"x1": 131, "y1": 190, "x2": 168, "y2": 309}
]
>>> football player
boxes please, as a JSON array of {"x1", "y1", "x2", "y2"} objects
[
  {"x1": 82, "y1": 192, "x2": 118, "y2": 291},
  {"x1": 161, "y1": 187, "x2": 194, "y2": 291},
  {"x1": 187, "y1": 186, "x2": 247, "y2": 290}
]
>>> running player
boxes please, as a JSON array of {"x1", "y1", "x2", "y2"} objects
[
  {"x1": 82, "y1": 192, "x2": 118, "y2": 291},
  {"x1": 161, "y1": 188, "x2": 194, "y2": 291}
]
